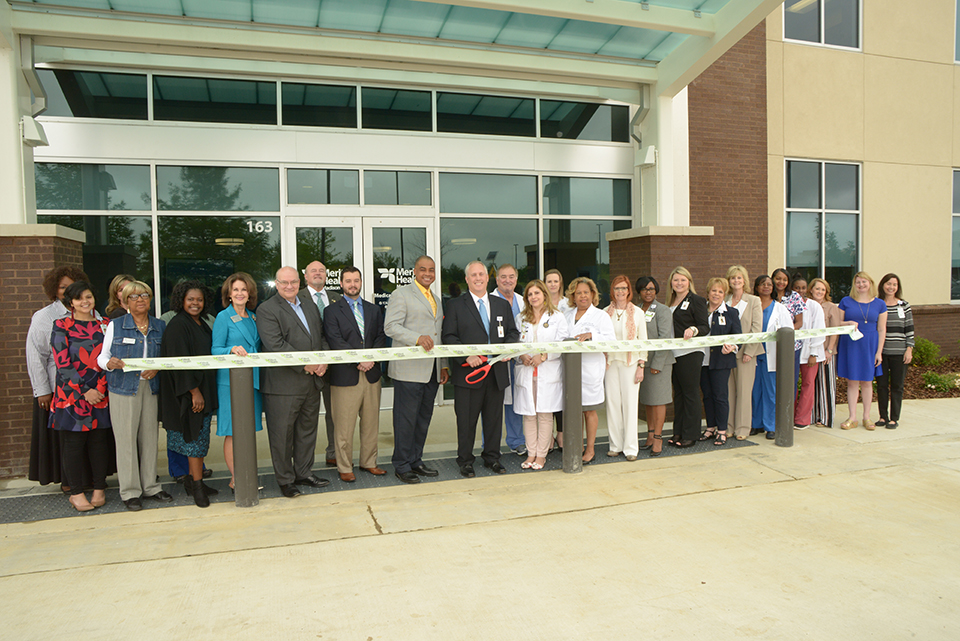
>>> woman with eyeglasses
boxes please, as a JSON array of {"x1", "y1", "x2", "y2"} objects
[
  {"x1": 636, "y1": 276, "x2": 674, "y2": 457},
  {"x1": 603, "y1": 275, "x2": 647, "y2": 460},
  {"x1": 98, "y1": 281, "x2": 172, "y2": 511}
]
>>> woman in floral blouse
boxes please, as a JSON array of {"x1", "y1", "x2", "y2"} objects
[{"x1": 49, "y1": 281, "x2": 113, "y2": 512}]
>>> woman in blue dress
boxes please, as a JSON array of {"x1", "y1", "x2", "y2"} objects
[
  {"x1": 836, "y1": 272, "x2": 887, "y2": 431},
  {"x1": 211, "y1": 272, "x2": 264, "y2": 490}
]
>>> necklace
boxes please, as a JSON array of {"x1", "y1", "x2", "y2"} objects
[{"x1": 856, "y1": 298, "x2": 871, "y2": 324}]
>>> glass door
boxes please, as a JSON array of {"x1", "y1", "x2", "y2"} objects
[{"x1": 284, "y1": 217, "x2": 362, "y2": 298}]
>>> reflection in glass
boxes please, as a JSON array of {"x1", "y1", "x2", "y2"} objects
[
  {"x1": 825, "y1": 213, "x2": 858, "y2": 299},
  {"x1": 540, "y1": 101, "x2": 629, "y2": 142},
  {"x1": 787, "y1": 161, "x2": 821, "y2": 209},
  {"x1": 784, "y1": 0, "x2": 820, "y2": 43},
  {"x1": 37, "y1": 70, "x2": 148, "y2": 120},
  {"x1": 439, "y1": 173, "x2": 537, "y2": 214},
  {"x1": 157, "y1": 215, "x2": 281, "y2": 314},
  {"x1": 824, "y1": 0, "x2": 858, "y2": 48},
  {"x1": 544, "y1": 219, "x2": 630, "y2": 308},
  {"x1": 371, "y1": 227, "x2": 427, "y2": 314},
  {"x1": 436, "y1": 92, "x2": 535, "y2": 137},
  {"x1": 786, "y1": 212, "x2": 821, "y2": 287},
  {"x1": 364, "y1": 171, "x2": 431, "y2": 205},
  {"x1": 287, "y1": 169, "x2": 360, "y2": 205},
  {"x1": 361, "y1": 87, "x2": 431, "y2": 131},
  {"x1": 157, "y1": 166, "x2": 280, "y2": 211},
  {"x1": 153, "y1": 76, "x2": 277, "y2": 124},
  {"x1": 37, "y1": 214, "x2": 154, "y2": 315},
  {"x1": 282, "y1": 82, "x2": 357, "y2": 128},
  {"x1": 440, "y1": 218, "x2": 538, "y2": 302},
  {"x1": 953, "y1": 217, "x2": 960, "y2": 300},
  {"x1": 953, "y1": 170, "x2": 960, "y2": 214},
  {"x1": 295, "y1": 227, "x2": 355, "y2": 298},
  {"x1": 824, "y1": 163, "x2": 858, "y2": 210},
  {"x1": 36, "y1": 163, "x2": 151, "y2": 211},
  {"x1": 542, "y1": 177, "x2": 631, "y2": 216}
]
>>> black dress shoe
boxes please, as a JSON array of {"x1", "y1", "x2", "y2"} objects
[
  {"x1": 750, "y1": 428, "x2": 765, "y2": 436},
  {"x1": 765, "y1": 431, "x2": 776, "y2": 440},
  {"x1": 411, "y1": 464, "x2": 439, "y2": 477},
  {"x1": 123, "y1": 497, "x2": 143, "y2": 512},
  {"x1": 146, "y1": 490, "x2": 173, "y2": 502},
  {"x1": 675, "y1": 439, "x2": 696, "y2": 449},
  {"x1": 460, "y1": 465, "x2": 476, "y2": 478},
  {"x1": 279, "y1": 483, "x2": 302, "y2": 498},
  {"x1": 483, "y1": 461, "x2": 507, "y2": 474},
  {"x1": 295, "y1": 474, "x2": 330, "y2": 488},
  {"x1": 395, "y1": 470, "x2": 421, "y2": 484}
]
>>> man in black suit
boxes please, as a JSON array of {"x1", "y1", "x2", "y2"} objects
[
  {"x1": 323, "y1": 267, "x2": 388, "y2": 483},
  {"x1": 441, "y1": 260, "x2": 520, "y2": 477},
  {"x1": 302, "y1": 260, "x2": 341, "y2": 467},
  {"x1": 256, "y1": 266, "x2": 330, "y2": 498}
]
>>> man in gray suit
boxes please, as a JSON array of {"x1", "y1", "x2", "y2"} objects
[
  {"x1": 302, "y1": 260, "x2": 341, "y2": 467},
  {"x1": 384, "y1": 256, "x2": 448, "y2": 484},
  {"x1": 256, "y1": 266, "x2": 330, "y2": 498}
]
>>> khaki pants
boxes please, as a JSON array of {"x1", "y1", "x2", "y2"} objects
[
  {"x1": 332, "y1": 377, "x2": 381, "y2": 473},
  {"x1": 109, "y1": 380, "x2": 161, "y2": 501}
]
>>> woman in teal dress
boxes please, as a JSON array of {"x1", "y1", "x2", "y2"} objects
[{"x1": 211, "y1": 272, "x2": 263, "y2": 490}]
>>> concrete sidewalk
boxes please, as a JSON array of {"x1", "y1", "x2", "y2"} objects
[{"x1": 3, "y1": 398, "x2": 960, "y2": 640}]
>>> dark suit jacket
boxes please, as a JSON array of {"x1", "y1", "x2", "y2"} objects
[
  {"x1": 672, "y1": 292, "x2": 710, "y2": 343},
  {"x1": 323, "y1": 296, "x2": 387, "y2": 387},
  {"x1": 441, "y1": 293, "x2": 520, "y2": 391},
  {"x1": 255, "y1": 292, "x2": 327, "y2": 396},
  {"x1": 706, "y1": 304, "x2": 742, "y2": 370}
]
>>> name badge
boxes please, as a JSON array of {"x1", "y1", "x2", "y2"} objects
[
  {"x1": 681, "y1": 300, "x2": 690, "y2": 311},
  {"x1": 718, "y1": 315, "x2": 726, "y2": 326},
  {"x1": 897, "y1": 306, "x2": 905, "y2": 319},
  {"x1": 122, "y1": 337, "x2": 137, "y2": 345},
  {"x1": 498, "y1": 325, "x2": 505, "y2": 338},
  {"x1": 644, "y1": 311, "x2": 655, "y2": 323},
  {"x1": 231, "y1": 315, "x2": 243, "y2": 323},
  {"x1": 496, "y1": 316, "x2": 503, "y2": 322}
]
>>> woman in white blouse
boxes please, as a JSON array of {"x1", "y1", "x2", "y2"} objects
[
  {"x1": 791, "y1": 275, "x2": 826, "y2": 428},
  {"x1": 564, "y1": 277, "x2": 616, "y2": 464},
  {"x1": 514, "y1": 279, "x2": 570, "y2": 470},
  {"x1": 603, "y1": 275, "x2": 647, "y2": 460}
]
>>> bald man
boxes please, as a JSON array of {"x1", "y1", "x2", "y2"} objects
[{"x1": 302, "y1": 260, "x2": 341, "y2": 466}]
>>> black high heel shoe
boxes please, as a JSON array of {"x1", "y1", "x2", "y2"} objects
[
  {"x1": 639, "y1": 436, "x2": 654, "y2": 451},
  {"x1": 649, "y1": 434, "x2": 663, "y2": 457}
]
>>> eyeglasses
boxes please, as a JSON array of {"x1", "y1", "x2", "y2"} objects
[
  {"x1": 641, "y1": 286, "x2": 658, "y2": 292},
  {"x1": 276, "y1": 279, "x2": 299, "y2": 287},
  {"x1": 613, "y1": 286, "x2": 630, "y2": 292},
  {"x1": 127, "y1": 294, "x2": 151, "y2": 301}
]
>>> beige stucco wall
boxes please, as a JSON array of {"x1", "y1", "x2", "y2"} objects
[{"x1": 766, "y1": 0, "x2": 959, "y2": 305}]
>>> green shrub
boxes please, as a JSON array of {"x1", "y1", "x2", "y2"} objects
[
  {"x1": 913, "y1": 338, "x2": 946, "y2": 367},
  {"x1": 922, "y1": 371, "x2": 958, "y2": 392}
]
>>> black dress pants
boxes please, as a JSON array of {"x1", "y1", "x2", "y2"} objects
[
  {"x1": 392, "y1": 371, "x2": 439, "y2": 473},
  {"x1": 454, "y1": 378, "x2": 504, "y2": 466},
  {"x1": 60, "y1": 428, "x2": 112, "y2": 495},
  {"x1": 876, "y1": 353, "x2": 906, "y2": 421},
  {"x1": 672, "y1": 353, "x2": 703, "y2": 441}
]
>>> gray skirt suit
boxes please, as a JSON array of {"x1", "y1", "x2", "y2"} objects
[{"x1": 638, "y1": 301, "x2": 675, "y2": 406}]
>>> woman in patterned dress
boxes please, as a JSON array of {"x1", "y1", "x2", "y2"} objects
[{"x1": 49, "y1": 281, "x2": 113, "y2": 512}]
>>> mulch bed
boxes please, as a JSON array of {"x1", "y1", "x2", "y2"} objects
[{"x1": 836, "y1": 357, "x2": 960, "y2": 404}]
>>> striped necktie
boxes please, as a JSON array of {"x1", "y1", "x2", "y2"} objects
[
  {"x1": 353, "y1": 299, "x2": 365, "y2": 340},
  {"x1": 315, "y1": 291, "x2": 325, "y2": 320}
]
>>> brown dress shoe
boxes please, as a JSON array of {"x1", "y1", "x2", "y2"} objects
[
  {"x1": 339, "y1": 472, "x2": 356, "y2": 483},
  {"x1": 325, "y1": 458, "x2": 337, "y2": 467},
  {"x1": 360, "y1": 466, "x2": 387, "y2": 476}
]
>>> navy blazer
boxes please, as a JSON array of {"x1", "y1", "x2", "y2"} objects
[
  {"x1": 323, "y1": 296, "x2": 387, "y2": 387},
  {"x1": 706, "y1": 303, "x2": 742, "y2": 370},
  {"x1": 441, "y1": 293, "x2": 520, "y2": 390}
]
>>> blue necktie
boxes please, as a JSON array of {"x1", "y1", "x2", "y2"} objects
[
  {"x1": 353, "y1": 300, "x2": 365, "y2": 340},
  {"x1": 478, "y1": 298, "x2": 490, "y2": 340}
]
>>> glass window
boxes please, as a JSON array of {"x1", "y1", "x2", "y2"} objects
[
  {"x1": 956, "y1": 0, "x2": 960, "y2": 62},
  {"x1": 36, "y1": 163, "x2": 151, "y2": 211},
  {"x1": 436, "y1": 92, "x2": 535, "y2": 137},
  {"x1": 364, "y1": 171, "x2": 431, "y2": 205},
  {"x1": 371, "y1": 227, "x2": 428, "y2": 315},
  {"x1": 157, "y1": 215, "x2": 281, "y2": 314},
  {"x1": 439, "y1": 173, "x2": 537, "y2": 214},
  {"x1": 294, "y1": 226, "x2": 355, "y2": 298},
  {"x1": 439, "y1": 218, "x2": 539, "y2": 302},
  {"x1": 37, "y1": 69, "x2": 148, "y2": 120},
  {"x1": 153, "y1": 75, "x2": 277, "y2": 125},
  {"x1": 785, "y1": 160, "x2": 860, "y2": 298},
  {"x1": 36, "y1": 214, "x2": 155, "y2": 315},
  {"x1": 784, "y1": 0, "x2": 859, "y2": 48},
  {"x1": 361, "y1": 87, "x2": 431, "y2": 132},
  {"x1": 540, "y1": 101, "x2": 630, "y2": 142},
  {"x1": 157, "y1": 166, "x2": 280, "y2": 211},
  {"x1": 542, "y1": 177, "x2": 631, "y2": 216},
  {"x1": 287, "y1": 169, "x2": 360, "y2": 205},
  {"x1": 281, "y1": 82, "x2": 357, "y2": 128},
  {"x1": 544, "y1": 219, "x2": 630, "y2": 308}
]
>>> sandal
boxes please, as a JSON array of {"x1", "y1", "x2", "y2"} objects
[
  {"x1": 521, "y1": 459, "x2": 535, "y2": 469},
  {"x1": 667, "y1": 434, "x2": 681, "y2": 446},
  {"x1": 714, "y1": 432, "x2": 727, "y2": 446},
  {"x1": 876, "y1": 418, "x2": 887, "y2": 427},
  {"x1": 699, "y1": 427, "x2": 718, "y2": 441},
  {"x1": 862, "y1": 419, "x2": 876, "y2": 431},
  {"x1": 640, "y1": 437, "x2": 654, "y2": 451},
  {"x1": 650, "y1": 434, "x2": 663, "y2": 457},
  {"x1": 840, "y1": 418, "x2": 858, "y2": 430}
]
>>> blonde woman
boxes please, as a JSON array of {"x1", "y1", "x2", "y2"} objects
[
  {"x1": 809, "y1": 278, "x2": 840, "y2": 427},
  {"x1": 105, "y1": 273, "x2": 136, "y2": 319},
  {"x1": 725, "y1": 265, "x2": 762, "y2": 440},
  {"x1": 836, "y1": 272, "x2": 887, "y2": 430},
  {"x1": 514, "y1": 280, "x2": 570, "y2": 470},
  {"x1": 668, "y1": 267, "x2": 708, "y2": 448}
]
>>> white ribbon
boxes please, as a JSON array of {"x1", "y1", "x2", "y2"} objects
[{"x1": 122, "y1": 326, "x2": 860, "y2": 371}]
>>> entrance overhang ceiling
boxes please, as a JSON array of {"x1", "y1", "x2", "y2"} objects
[{"x1": 9, "y1": 0, "x2": 782, "y2": 96}]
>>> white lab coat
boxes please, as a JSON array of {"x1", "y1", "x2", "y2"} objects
[
  {"x1": 513, "y1": 310, "x2": 570, "y2": 415},
  {"x1": 758, "y1": 300, "x2": 794, "y2": 373},
  {"x1": 799, "y1": 298, "x2": 826, "y2": 363},
  {"x1": 564, "y1": 304, "x2": 616, "y2": 406}
]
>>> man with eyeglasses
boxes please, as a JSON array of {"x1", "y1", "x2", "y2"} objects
[
  {"x1": 302, "y1": 260, "x2": 341, "y2": 468},
  {"x1": 490, "y1": 263, "x2": 526, "y2": 456},
  {"x1": 256, "y1": 266, "x2": 330, "y2": 498}
]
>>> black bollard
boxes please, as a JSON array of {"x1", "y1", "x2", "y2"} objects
[
  {"x1": 230, "y1": 367, "x2": 259, "y2": 506},
  {"x1": 775, "y1": 326, "x2": 795, "y2": 448},
  {"x1": 561, "y1": 350, "x2": 584, "y2": 474}
]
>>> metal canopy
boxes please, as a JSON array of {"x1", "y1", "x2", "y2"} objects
[{"x1": 10, "y1": 0, "x2": 783, "y2": 95}]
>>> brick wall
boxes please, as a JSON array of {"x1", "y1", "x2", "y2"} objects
[
  {"x1": 0, "y1": 234, "x2": 84, "y2": 478},
  {"x1": 912, "y1": 305, "x2": 960, "y2": 358}
]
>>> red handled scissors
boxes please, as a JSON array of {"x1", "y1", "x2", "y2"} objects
[{"x1": 463, "y1": 352, "x2": 513, "y2": 384}]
